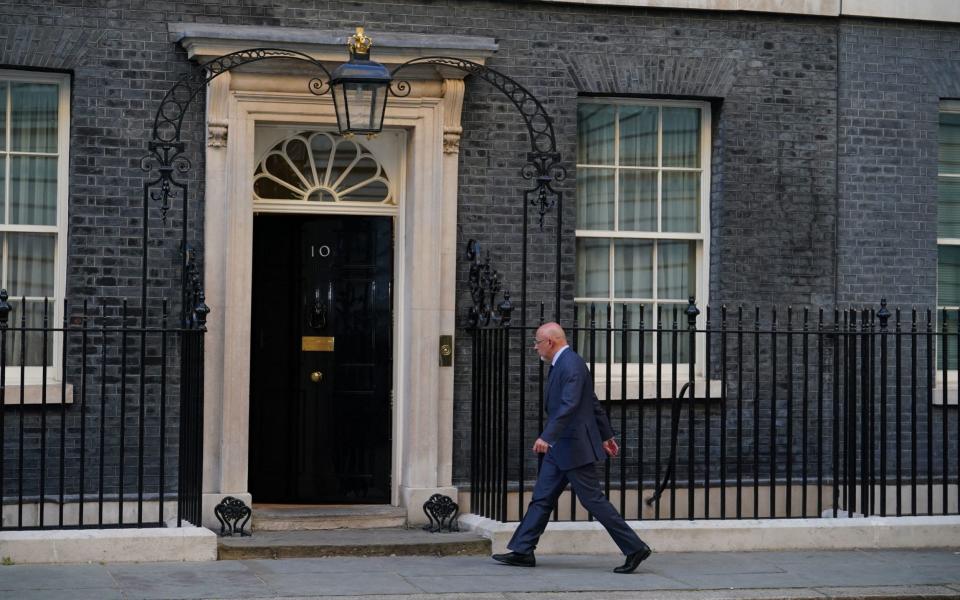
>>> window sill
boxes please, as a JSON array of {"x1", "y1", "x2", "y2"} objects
[
  {"x1": 593, "y1": 377, "x2": 722, "y2": 401},
  {"x1": 931, "y1": 386, "x2": 959, "y2": 406},
  {"x1": 1, "y1": 383, "x2": 74, "y2": 405}
]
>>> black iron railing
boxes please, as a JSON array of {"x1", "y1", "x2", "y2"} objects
[
  {"x1": 468, "y1": 298, "x2": 960, "y2": 522},
  {"x1": 0, "y1": 294, "x2": 204, "y2": 530}
]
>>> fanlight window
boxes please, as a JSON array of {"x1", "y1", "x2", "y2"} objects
[{"x1": 254, "y1": 132, "x2": 393, "y2": 205}]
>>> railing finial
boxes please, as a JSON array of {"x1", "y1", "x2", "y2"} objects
[
  {"x1": 0, "y1": 289, "x2": 9, "y2": 330},
  {"x1": 877, "y1": 297, "x2": 891, "y2": 329},
  {"x1": 685, "y1": 296, "x2": 700, "y2": 328},
  {"x1": 497, "y1": 292, "x2": 513, "y2": 328}
]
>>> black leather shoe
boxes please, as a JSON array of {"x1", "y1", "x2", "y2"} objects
[
  {"x1": 492, "y1": 551, "x2": 536, "y2": 567},
  {"x1": 613, "y1": 543, "x2": 651, "y2": 574}
]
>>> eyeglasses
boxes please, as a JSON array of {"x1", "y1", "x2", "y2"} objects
[{"x1": 533, "y1": 338, "x2": 547, "y2": 346}]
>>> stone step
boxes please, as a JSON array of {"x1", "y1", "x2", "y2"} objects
[
  {"x1": 252, "y1": 504, "x2": 407, "y2": 531},
  {"x1": 217, "y1": 527, "x2": 491, "y2": 560}
]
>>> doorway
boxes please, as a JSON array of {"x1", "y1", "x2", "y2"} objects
[{"x1": 249, "y1": 214, "x2": 394, "y2": 504}]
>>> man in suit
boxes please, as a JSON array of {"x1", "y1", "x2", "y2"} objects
[{"x1": 491, "y1": 322, "x2": 652, "y2": 574}]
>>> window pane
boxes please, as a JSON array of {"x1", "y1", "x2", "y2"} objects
[
  {"x1": 658, "y1": 303, "x2": 690, "y2": 363},
  {"x1": 8, "y1": 233, "x2": 55, "y2": 297},
  {"x1": 938, "y1": 245, "x2": 960, "y2": 307},
  {"x1": 0, "y1": 82, "x2": 6, "y2": 150},
  {"x1": 576, "y1": 168, "x2": 614, "y2": 230},
  {"x1": 575, "y1": 302, "x2": 609, "y2": 363},
  {"x1": 576, "y1": 238, "x2": 609, "y2": 297},
  {"x1": 577, "y1": 104, "x2": 614, "y2": 165},
  {"x1": 263, "y1": 153, "x2": 307, "y2": 194},
  {"x1": 10, "y1": 83, "x2": 58, "y2": 153},
  {"x1": 662, "y1": 171, "x2": 700, "y2": 233},
  {"x1": 10, "y1": 156, "x2": 57, "y2": 225},
  {"x1": 614, "y1": 303, "x2": 651, "y2": 362},
  {"x1": 658, "y1": 241, "x2": 696, "y2": 300},
  {"x1": 939, "y1": 177, "x2": 960, "y2": 238},
  {"x1": 937, "y1": 309, "x2": 959, "y2": 370},
  {"x1": 619, "y1": 170, "x2": 656, "y2": 231},
  {"x1": 662, "y1": 107, "x2": 700, "y2": 168},
  {"x1": 614, "y1": 240, "x2": 653, "y2": 298},
  {"x1": 284, "y1": 137, "x2": 312, "y2": 182},
  {"x1": 940, "y1": 112, "x2": 960, "y2": 176},
  {"x1": 0, "y1": 156, "x2": 4, "y2": 225},
  {"x1": 5, "y1": 299, "x2": 52, "y2": 367},
  {"x1": 620, "y1": 105, "x2": 657, "y2": 167}
]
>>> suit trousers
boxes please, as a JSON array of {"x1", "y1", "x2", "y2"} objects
[{"x1": 507, "y1": 456, "x2": 645, "y2": 556}]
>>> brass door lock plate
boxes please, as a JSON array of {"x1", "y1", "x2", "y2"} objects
[{"x1": 439, "y1": 335, "x2": 453, "y2": 367}]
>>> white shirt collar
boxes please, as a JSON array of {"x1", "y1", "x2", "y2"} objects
[{"x1": 551, "y1": 345, "x2": 570, "y2": 367}]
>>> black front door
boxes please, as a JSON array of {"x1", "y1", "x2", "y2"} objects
[{"x1": 249, "y1": 214, "x2": 393, "y2": 504}]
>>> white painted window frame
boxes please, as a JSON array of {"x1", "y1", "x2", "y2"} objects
[
  {"x1": 575, "y1": 97, "x2": 711, "y2": 385},
  {"x1": 935, "y1": 99, "x2": 960, "y2": 405},
  {"x1": 0, "y1": 69, "x2": 69, "y2": 390}
]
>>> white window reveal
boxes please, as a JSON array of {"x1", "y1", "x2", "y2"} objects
[
  {"x1": 0, "y1": 69, "x2": 70, "y2": 395},
  {"x1": 575, "y1": 98, "x2": 711, "y2": 389},
  {"x1": 254, "y1": 131, "x2": 394, "y2": 206}
]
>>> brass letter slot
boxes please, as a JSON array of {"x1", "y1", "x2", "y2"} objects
[
  {"x1": 302, "y1": 336, "x2": 335, "y2": 352},
  {"x1": 439, "y1": 334, "x2": 453, "y2": 367}
]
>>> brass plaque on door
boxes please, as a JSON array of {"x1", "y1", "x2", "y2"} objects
[{"x1": 302, "y1": 336, "x2": 335, "y2": 352}]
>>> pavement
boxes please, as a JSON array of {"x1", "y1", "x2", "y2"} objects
[{"x1": 0, "y1": 548, "x2": 958, "y2": 600}]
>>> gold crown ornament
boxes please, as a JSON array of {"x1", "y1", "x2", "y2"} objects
[{"x1": 348, "y1": 27, "x2": 373, "y2": 57}]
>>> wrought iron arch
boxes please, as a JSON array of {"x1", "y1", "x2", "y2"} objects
[
  {"x1": 143, "y1": 49, "x2": 335, "y2": 328},
  {"x1": 390, "y1": 56, "x2": 566, "y2": 326},
  {"x1": 145, "y1": 48, "x2": 567, "y2": 329}
]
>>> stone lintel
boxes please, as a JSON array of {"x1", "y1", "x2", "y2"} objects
[{"x1": 168, "y1": 24, "x2": 498, "y2": 78}]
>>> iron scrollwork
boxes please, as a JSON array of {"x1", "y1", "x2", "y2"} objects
[
  {"x1": 214, "y1": 496, "x2": 252, "y2": 537},
  {"x1": 522, "y1": 151, "x2": 567, "y2": 229},
  {"x1": 466, "y1": 240, "x2": 513, "y2": 328},
  {"x1": 390, "y1": 57, "x2": 565, "y2": 231},
  {"x1": 422, "y1": 493, "x2": 460, "y2": 533},
  {"x1": 142, "y1": 48, "x2": 341, "y2": 332},
  {"x1": 391, "y1": 57, "x2": 557, "y2": 155}
]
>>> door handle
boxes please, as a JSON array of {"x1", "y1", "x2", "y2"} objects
[{"x1": 310, "y1": 371, "x2": 324, "y2": 383}]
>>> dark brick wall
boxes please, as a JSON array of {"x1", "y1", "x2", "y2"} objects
[
  {"x1": 835, "y1": 18, "x2": 960, "y2": 507},
  {"x1": 837, "y1": 18, "x2": 943, "y2": 309},
  {"x1": 0, "y1": 1, "x2": 955, "y2": 506}
]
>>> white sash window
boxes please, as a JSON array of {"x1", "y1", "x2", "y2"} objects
[
  {"x1": 0, "y1": 70, "x2": 69, "y2": 385},
  {"x1": 575, "y1": 99, "x2": 710, "y2": 373}
]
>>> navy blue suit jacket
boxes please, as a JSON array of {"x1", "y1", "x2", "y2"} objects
[{"x1": 540, "y1": 348, "x2": 616, "y2": 470}]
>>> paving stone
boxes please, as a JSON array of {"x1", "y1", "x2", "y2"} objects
[
  {"x1": 0, "y1": 564, "x2": 116, "y2": 591},
  {"x1": 813, "y1": 585, "x2": 960, "y2": 598},
  {"x1": 406, "y1": 571, "x2": 690, "y2": 594},
  {"x1": 259, "y1": 571, "x2": 424, "y2": 597},
  {"x1": 0, "y1": 589, "x2": 123, "y2": 600},
  {"x1": 106, "y1": 560, "x2": 271, "y2": 600},
  {"x1": 504, "y1": 591, "x2": 827, "y2": 600}
]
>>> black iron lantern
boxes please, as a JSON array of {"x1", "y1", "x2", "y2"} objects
[{"x1": 329, "y1": 27, "x2": 392, "y2": 136}]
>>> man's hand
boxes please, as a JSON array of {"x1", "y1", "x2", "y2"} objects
[
  {"x1": 532, "y1": 438, "x2": 550, "y2": 453},
  {"x1": 603, "y1": 438, "x2": 619, "y2": 457}
]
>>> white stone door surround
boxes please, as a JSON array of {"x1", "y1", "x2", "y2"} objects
[{"x1": 168, "y1": 24, "x2": 498, "y2": 527}]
